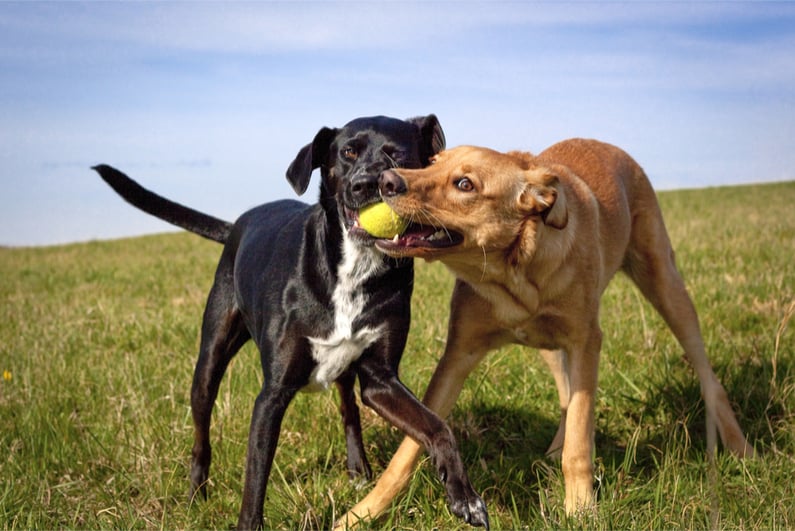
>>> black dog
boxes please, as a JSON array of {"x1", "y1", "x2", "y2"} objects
[{"x1": 94, "y1": 115, "x2": 488, "y2": 530}]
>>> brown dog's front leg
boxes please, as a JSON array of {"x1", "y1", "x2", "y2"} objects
[
  {"x1": 339, "y1": 353, "x2": 481, "y2": 528},
  {"x1": 561, "y1": 329, "x2": 601, "y2": 514},
  {"x1": 357, "y1": 368, "x2": 489, "y2": 529},
  {"x1": 336, "y1": 282, "x2": 502, "y2": 529},
  {"x1": 336, "y1": 437, "x2": 422, "y2": 529}
]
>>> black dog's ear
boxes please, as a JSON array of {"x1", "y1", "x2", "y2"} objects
[
  {"x1": 285, "y1": 127, "x2": 338, "y2": 196},
  {"x1": 406, "y1": 114, "x2": 446, "y2": 163}
]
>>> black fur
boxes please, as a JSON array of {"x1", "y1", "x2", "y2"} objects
[
  {"x1": 94, "y1": 165, "x2": 232, "y2": 243},
  {"x1": 94, "y1": 115, "x2": 488, "y2": 530}
]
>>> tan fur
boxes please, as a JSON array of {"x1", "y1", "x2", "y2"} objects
[{"x1": 336, "y1": 139, "x2": 752, "y2": 527}]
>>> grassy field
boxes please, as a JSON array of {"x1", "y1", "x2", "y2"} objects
[{"x1": 2, "y1": 181, "x2": 794, "y2": 530}]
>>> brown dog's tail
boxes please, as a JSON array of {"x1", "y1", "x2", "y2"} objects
[{"x1": 92, "y1": 164, "x2": 232, "y2": 244}]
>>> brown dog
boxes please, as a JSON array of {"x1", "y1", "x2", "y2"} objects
[{"x1": 337, "y1": 139, "x2": 753, "y2": 526}]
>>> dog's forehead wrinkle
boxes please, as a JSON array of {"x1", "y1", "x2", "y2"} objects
[
  {"x1": 352, "y1": 134, "x2": 406, "y2": 158},
  {"x1": 352, "y1": 131, "x2": 373, "y2": 143}
]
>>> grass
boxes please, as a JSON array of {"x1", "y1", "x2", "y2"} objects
[{"x1": 1, "y1": 181, "x2": 794, "y2": 530}]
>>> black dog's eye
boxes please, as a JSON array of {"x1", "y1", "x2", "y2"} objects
[
  {"x1": 383, "y1": 148, "x2": 408, "y2": 166},
  {"x1": 455, "y1": 177, "x2": 475, "y2": 192},
  {"x1": 341, "y1": 147, "x2": 358, "y2": 161}
]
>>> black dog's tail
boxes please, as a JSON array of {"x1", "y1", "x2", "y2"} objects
[{"x1": 92, "y1": 164, "x2": 233, "y2": 244}]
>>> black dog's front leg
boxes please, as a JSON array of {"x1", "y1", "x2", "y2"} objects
[
  {"x1": 357, "y1": 363, "x2": 489, "y2": 529},
  {"x1": 336, "y1": 370, "x2": 373, "y2": 480},
  {"x1": 237, "y1": 384, "x2": 297, "y2": 530}
]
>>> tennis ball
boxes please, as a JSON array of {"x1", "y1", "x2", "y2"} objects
[{"x1": 358, "y1": 202, "x2": 409, "y2": 238}]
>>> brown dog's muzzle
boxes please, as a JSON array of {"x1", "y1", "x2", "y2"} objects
[{"x1": 372, "y1": 169, "x2": 463, "y2": 257}]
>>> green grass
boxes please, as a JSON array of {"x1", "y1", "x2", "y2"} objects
[{"x1": 2, "y1": 181, "x2": 794, "y2": 530}]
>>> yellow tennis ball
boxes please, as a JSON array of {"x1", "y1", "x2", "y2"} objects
[{"x1": 358, "y1": 202, "x2": 409, "y2": 238}]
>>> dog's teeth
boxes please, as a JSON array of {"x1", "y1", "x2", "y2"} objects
[
  {"x1": 427, "y1": 230, "x2": 446, "y2": 241},
  {"x1": 392, "y1": 234, "x2": 399, "y2": 243}
]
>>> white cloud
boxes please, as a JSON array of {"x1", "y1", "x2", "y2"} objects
[
  {"x1": 4, "y1": 2, "x2": 788, "y2": 56},
  {"x1": 1, "y1": 1, "x2": 794, "y2": 245}
]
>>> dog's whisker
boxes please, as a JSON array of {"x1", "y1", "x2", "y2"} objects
[
  {"x1": 415, "y1": 208, "x2": 455, "y2": 241},
  {"x1": 480, "y1": 246, "x2": 488, "y2": 281},
  {"x1": 384, "y1": 151, "x2": 403, "y2": 170}
]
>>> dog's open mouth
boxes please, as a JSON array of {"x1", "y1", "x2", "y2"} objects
[
  {"x1": 343, "y1": 205, "x2": 377, "y2": 243},
  {"x1": 344, "y1": 205, "x2": 463, "y2": 253},
  {"x1": 374, "y1": 222, "x2": 463, "y2": 251}
]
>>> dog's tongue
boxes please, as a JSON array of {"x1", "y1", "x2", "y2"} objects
[
  {"x1": 396, "y1": 225, "x2": 452, "y2": 244},
  {"x1": 402, "y1": 225, "x2": 436, "y2": 240}
]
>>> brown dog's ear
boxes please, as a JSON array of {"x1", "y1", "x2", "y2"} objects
[
  {"x1": 406, "y1": 114, "x2": 446, "y2": 164},
  {"x1": 519, "y1": 171, "x2": 568, "y2": 229},
  {"x1": 285, "y1": 127, "x2": 338, "y2": 196}
]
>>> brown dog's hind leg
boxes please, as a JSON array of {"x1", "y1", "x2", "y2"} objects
[{"x1": 623, "y1": 208, "x2": 753, "y2": 458}]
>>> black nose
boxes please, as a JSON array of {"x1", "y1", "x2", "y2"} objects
[
  {"x1": 379, "y1": 169, "x2": 407, "y2": 197},
  {"x1": 350, "y1": 174, "x2": 379, "y2": 201}
]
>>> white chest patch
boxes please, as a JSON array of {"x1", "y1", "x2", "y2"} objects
[{"x1": 304, "y1": 233, "x2": 386, "y2": 392}]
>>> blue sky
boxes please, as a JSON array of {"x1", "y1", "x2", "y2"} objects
[{"x1": 1, "y1": 2, "x2": 794, "y2": 247}]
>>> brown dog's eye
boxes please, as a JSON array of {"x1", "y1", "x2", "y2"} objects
[
  {"x1": 455, "y1": 177, "x2": 475, "y2": 192},
  {"x1": 341, "y1": 147, "x2": 358, "y2": 161}
]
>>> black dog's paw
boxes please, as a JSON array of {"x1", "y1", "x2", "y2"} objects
[
  {"x1": 188, "y1": 464, "x2": 210, "y2": 503},
  {"x1": 468, "y1": 496, "x2": 490, "y2": 529},
  {"x1": 448, "y1": 488, "x2": 489, "y2": 529},
  {"x1": 346, "y1": 454, "x2": 373, "y2": 482}
]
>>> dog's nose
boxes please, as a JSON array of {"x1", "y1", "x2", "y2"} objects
[
  {"x1": 379, "y1": 170, "x2": 407, "y2": 197},
  {"x1": 350, "y1": 174, "x2": 379, "y2": 201}
]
